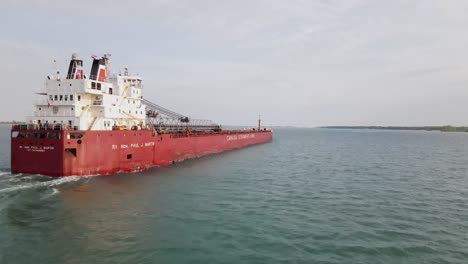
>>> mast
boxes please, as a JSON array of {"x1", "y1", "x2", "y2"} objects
[{"x1": 258, "y1": 115, "x2": 261, "y2": 131}]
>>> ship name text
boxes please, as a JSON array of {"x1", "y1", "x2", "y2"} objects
[
  {"x1": 112, "y1": 141, "x2": 155, "y2": 150},
  {"x1": 226, "y1": 133, "x2": 256, "y2": 141},
  {"x1": 19, "y1": 145, "x2": 55, "y2": 152}
]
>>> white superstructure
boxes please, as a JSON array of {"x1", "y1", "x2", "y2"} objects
[{"x1": 29, "y1": 54, "x2": 146, "y2": 131}]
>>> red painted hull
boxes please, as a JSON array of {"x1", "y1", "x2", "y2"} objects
[{"x1": 11, "y1": 129, "x2": 272, "y2": 177}]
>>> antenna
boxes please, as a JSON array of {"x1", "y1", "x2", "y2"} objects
[{"x1": 51, "y1": 59, "x2": 58, "y2": 80}]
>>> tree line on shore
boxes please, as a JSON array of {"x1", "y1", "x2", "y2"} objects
[{"x1": 322, "y1": 126, "x2": 468, "y2": 132}]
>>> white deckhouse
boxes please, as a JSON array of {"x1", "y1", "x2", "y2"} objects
[{"x1": 30, "y1": 53, "x2": 146, "y2": 131}]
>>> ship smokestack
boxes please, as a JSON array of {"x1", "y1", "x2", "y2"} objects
[
  {"x1": 90, "y1": 54, "x2": 109, "y2": 82},
  {"x1": 66, "y1": 53, "x2": 84, "y2": 79}
]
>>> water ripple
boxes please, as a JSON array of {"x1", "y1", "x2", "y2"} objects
[{"x1": 0, "y1": 128, "x2": 468, "y2": 263}]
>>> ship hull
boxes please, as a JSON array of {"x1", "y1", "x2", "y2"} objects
[{"x1": 11, "y1": 129, "x2": 272, "y2": 177}]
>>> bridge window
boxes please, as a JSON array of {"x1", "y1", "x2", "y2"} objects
[
  {"x1": 49, "y1": 95, "x2": 53, "y2": 101},
  {"x1": 59, "y1": 95, "x2": 63, "y2": 101},
  {"x1": 70, "y1": 95, "x2": 73, "y2": 101},
  {"x1": 54, "y1": 95, "x2": 58, "y2": 101},
  {"x1": 78, "y1": 95, "x2": 81, "y2": 101},
  {"x1": 64, "y1": 95, "x2": 68, "y2": 101}
]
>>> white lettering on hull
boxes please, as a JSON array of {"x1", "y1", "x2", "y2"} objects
[
  {"x1": 112, "y1": 141, "x2": 155, "y2": 150},
  {"x1": 226, "y1": 134, "x2": 255, "y2": 141},
  {"x1": 19, "y1": 145, "x2": 55, "y2": 152}
]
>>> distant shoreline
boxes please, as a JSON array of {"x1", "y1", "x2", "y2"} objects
[
  {"x1": 1, "y1": 122, "x2": 467, "y2": 132},
  {"x1": 0, "y1": 122, "x2": 21, "y2": 125},
  {"x1": 322, "y1": 126, "x2": 468, "y2": 132}
]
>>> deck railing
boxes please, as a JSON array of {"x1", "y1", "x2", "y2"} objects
[{"x1": 13, "y1": 124, "x2": 79, "y2": 131}]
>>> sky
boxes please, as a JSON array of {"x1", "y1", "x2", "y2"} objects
[{"x1": 1, "y1": 0, "x2": 468, "y2": 127}]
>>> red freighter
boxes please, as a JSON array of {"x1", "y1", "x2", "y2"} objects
[{"x1": 11, "y1": 53, "x2": 272, "y2": 177}]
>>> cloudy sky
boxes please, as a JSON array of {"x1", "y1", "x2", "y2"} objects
[{"x1": 1, "y1": 0, "x2": 468, "y2": 127}]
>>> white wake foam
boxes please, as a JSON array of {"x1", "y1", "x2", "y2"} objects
[
  {"x1": 41, "y1": 188, "x2": 60, "y2": 200},
  {"x1": 0, "y1": 176, "x2": 84, "y2": 194}
]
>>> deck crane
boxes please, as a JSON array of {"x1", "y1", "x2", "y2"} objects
[
  {"x1": 142, "y1": 99, "x2": 221, "y2": 132},
  {"x1": 142, "y1": 99, "x2": 190, "y2": 123},
  {"x1": 122, "y1": 111, "x2": 145, "y2": 129}
]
